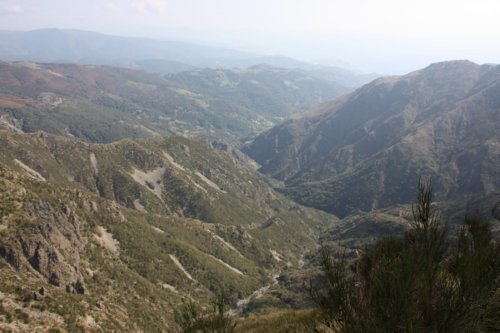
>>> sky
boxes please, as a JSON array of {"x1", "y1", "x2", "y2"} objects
[{"x1": 0, "y1": 0, "x2": 499, "y2": 73}]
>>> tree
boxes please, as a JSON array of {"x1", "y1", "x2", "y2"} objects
[
  {"x1": 174, "y1": 293, "x2": 237, "y2": 333},
  {"x1": 313, "y1": 178, "x2": 500, "y2": 332}
]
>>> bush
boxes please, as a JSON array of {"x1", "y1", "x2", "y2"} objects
[
  {"x1": 313, "y1": 178, "x2": 500, "y2": 332},
  {"x1": 174, "y1": 293, "x2": 237, "y2": 333},
  {"x1": 174, "y1": 299, "x2": 200, "y2": 333}
]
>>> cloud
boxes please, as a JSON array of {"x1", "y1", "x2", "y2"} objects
[
  {"x1": 102, "y1": 2, "x2": 121, "y2": 12},
  {"x1": 1, "y1": 3, "x2": 24, "y2": 15},
  {"x1": 133, "y1": 0, "x2": 167, "y2": 13}
]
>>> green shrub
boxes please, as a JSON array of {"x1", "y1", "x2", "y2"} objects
[
  {"x1": 174, "y1": 300, "x2": 201, "y2": 333},
  {"x1": 312, "y1": 178, "x2": 500, "y2": 332},
  {"x1": 174, "y1": 293, "x2": 237, "y2": 333}
]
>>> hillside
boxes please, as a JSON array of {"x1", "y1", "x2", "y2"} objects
[
  {"x1": 167, "y1": 64, "x2": 349, "y2": 138},
  {"x1": 245, "y1": 60, "x2": 500, "y2": 217},
  {"x1": 0, "y1": 61, "x2": 348, "y2": 143},
  {"x1": 0, "y1": 131, "x2": 338, "y2": 331}
]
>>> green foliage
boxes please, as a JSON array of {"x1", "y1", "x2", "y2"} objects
[
  {"x1": 313, "y1": 179, "x2": 500, "y2": 332},
  {"x1": 174, "y1": 293, "x2": 237, "y2": 333},
  {"x1": 235, "y1": 309, "x2": 319, "y2": 332},
  {"x1": 203, "y1": 293, "x2": 237, "y2": 333},
  {"x1": 310, "y1": 249, "x2": 357, "y2": 332},
  {"x1": 174, "y1": 300, "x2": 201, "y2": 332}
]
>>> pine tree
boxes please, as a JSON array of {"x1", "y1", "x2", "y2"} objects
[{"x1": 313, "y1": 179, "x2": 500, "y2": 332}]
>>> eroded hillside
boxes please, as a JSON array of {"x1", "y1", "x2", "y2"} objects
[{"x1": 0, "y1": 131, "x2": 338, "y2": 331}]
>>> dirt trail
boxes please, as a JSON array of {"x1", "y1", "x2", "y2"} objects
[
  {"x1": 229, "y1": 273, "x2": 280, "y2": 315},
  {"x1": 15, "y1": 159, "x2": 46, "y2": 181},
  {"x1": 89, "y1": 153, "x2": 98, "y2": 175},
  {"x1": 170, "y1": 254, "x2": 196, "y2": 282},
  {"x1": 207, "y1": 254, "x2": 244, "y2": 275}
]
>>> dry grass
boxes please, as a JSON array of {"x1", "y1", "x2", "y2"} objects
[{"x1": 235, "y1": 309, "x2": 320, "y2": 333}]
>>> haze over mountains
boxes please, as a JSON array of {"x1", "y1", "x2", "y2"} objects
[{"x1": 0, "y1": 29, "x2": 377, "y2": 87}]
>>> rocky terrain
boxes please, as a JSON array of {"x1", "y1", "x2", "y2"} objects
[{"x1": 0, "y1": 131, "x2": 338, "y2": 331}]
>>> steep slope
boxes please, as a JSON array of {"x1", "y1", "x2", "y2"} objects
[
  {"x1": 0, "y1": 131, "x2": 337, "y2": 331},
  {"x1": 0, "y1": 61, "x2": 348, "y2": 143},
  {"x1": 246, "y1": 61, "x2": 500, "y2": 217}
]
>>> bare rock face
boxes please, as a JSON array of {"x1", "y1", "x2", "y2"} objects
[
  {"x1": 3, "y1": 201, "x2": 87, "y2": 294},
  {"x1": 0, "y1": 244, "x2": 22, "y2": 269},
  {"x1": 493, "y1": 201, "x2": 500, "y2": 221}
]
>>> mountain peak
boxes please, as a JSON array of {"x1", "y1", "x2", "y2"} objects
[
  {"x1": 417, "y1": 59, "x2": 481, "y2": 79},
  {"x1": 424, "y1": 59, "x2": 479, "y2": 70}
]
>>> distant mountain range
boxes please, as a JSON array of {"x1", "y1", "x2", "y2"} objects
[
  {"x1": 0, "y1": 29, "x2": 377, "y2": 87},
  {"x1": 0, "y1": 61, "x2": 349, "y2": 143},
  {"x1": 245, "y1": 60, "x2": 500, "y2": 217}
]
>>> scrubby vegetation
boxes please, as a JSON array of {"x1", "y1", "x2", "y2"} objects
[
  {"x1": 311, "y1": 179, "x2": 500, "y2": 332},
  {"x1": 0, "y1": 62, "x2": 348, "y2": 144},
  {"x1": 174, "y1": 293, "x2": 237, "y2": 333},
  {"x1": 0, "y1": 131, "x2": 339, "y2": 331}
]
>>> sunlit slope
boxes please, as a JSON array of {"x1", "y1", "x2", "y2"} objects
[{"x1": 0, "y1": 131, "x2": 337, "y2": 330}]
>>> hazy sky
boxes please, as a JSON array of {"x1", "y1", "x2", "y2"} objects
[{"x1": 1, "y1": 0, "x2": 499, "y2": 73}]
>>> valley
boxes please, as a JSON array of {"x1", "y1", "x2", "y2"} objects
[{"x1": 0, "y1": 33, "x2": 498, "y2": 331}]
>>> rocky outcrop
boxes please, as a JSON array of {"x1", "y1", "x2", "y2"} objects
[
  {"x1": 493, "y1": 201, "x2": 500, "y2": 221},
  {"x1": 2, "y1": 201, "x2": 87, "y2": 294}
]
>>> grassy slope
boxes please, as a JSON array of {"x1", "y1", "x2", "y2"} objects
[{"x1": 0, "y1": 131, "x2": 338, "y2": 331}]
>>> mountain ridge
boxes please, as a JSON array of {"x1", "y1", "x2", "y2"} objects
[
  {"x1": 245, "y1": 60, "x2": 500, "y2": 217},
  {"x1": 0, "y1": 60, "x2": 349, "y2": 143}
]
